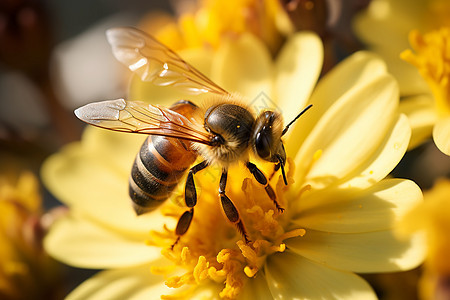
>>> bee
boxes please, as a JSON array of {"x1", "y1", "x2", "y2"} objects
[{"x1": 74, "y1": 27, "x2": 312, "y2": 244}]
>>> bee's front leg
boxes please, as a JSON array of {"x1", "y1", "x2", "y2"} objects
[
  {"x1": 245, "y1": 162, "x2": 285, "y2": 213},
  {"x1": 219, "y1": 169, "x2": 250, "y2": 243}
]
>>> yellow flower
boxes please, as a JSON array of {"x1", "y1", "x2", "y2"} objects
[
  {"x1": 139, "y1": 0, "x2": 292, "y2": 55},
  {"x1": 397, "y1": 179, "x2": 450, "y2": 300},
  {"x1": 354, "y1": 0, "x2": 450, "y2": 155},
  {"x1": 42, "y1": 31, "x2": 425, "y2": 299},
  {"x1": 0, "y1": 172, "x2": 63, "y2": 300}
]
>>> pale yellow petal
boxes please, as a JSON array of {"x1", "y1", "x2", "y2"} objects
[
  {"x1": 353, "y1": 0, "x2": 426, "y2": 49},
  {"x1": 211, "y1": 33, "x2": 272, "y2": 100},
  {"x1": 291, "y1": 179, "x2": 422, "y2": 233},
  {"x1": 353, "y1": 0, "x2": 430, "y2": 96},
  {"x1": 286, "y1": 229, "x2": 426, "y2": 273},
  {"x1": 82, "y1": 126, "x2": 146, "y2": 174},
  {"x1": 375, "y1": 46, "x2": 430, "y2": 96},
  {"x1": 44, "y1": 214, "x2": 161, "y2": 269},
  {"x1": 399, "y1": 94, "x2": 437, "y2": 149},
  {"x1": 189, "y1": 283, "x2": 223, "y2": 300},
  {"x1": 355, "y1": 13, "x2": 427, "y2": 95},
  {"x1": 335, "y1": 114, "x2": 410, "y2": 190},
  {"x1": 274, "y1": 32, "x2": 323, "y2": 123},
  {"x1": 128, "y1": 47, "x2": 215, "y2": 106},
  {"x1": 66, "y1": 262, "x2": 177, "y2": 300},
  {"x1": 286, "y1": 51, "x2": 387, "y2": 158},
  {"x1": 41, "y1": 141, "x2": 175, "y2": 235},
  {"x1": 265, "y1": 251, "x2": 377, "y2": 300},
  {"x1": 294, "y1": 75, "x2": 399, "y2": 189},
  {"x1": 354, "y1": 7, "x2": 408, "y2": 48},
  {"x1": 433, "y1": 117, "x2": 450, "y2": 156},
  {"x1": 238, "y1": 274, "x2": 273, "y2": 300}
]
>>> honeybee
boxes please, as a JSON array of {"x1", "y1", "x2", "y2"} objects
[{"x1": 75, "y1": 27, "x2": 312, "y2": 244}]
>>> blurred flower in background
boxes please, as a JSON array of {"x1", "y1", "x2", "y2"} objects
[
  {"x1": 0, "y1": 171, "x2": 64, "y2": 300},
  {"x1": 398, "y1": 179, "x2": 450, "y2": 300},
  {"x1": 354, "y1": 0, "x2": 450, "y2": 155},
  {"x1": 138, "y1": 0, "x2": 292, "y2": 56}
]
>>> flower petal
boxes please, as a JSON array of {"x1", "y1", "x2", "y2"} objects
[
  {"x1": 433, "y1": 117, "x2": 450, "y2": 156},
  {"x1": 287, "y1": 51, "x2": 387, "y2": 158},
  {"x1": 291, "y1": 179, "x2": 422, "y2": 233},
  {"x1": 212, "y1": 33, "x2": 272, "y2": 100},
  {"x1": 44, "y1": 214, "x2": 161, "y2": 269},
  {"x1": 82, "y1": 126, "x2": 146, "y2": 173},
  {"x1": 265, "y1": 251, "x2": 377, "y2": 300},
  {"x1": 286, "y1": 229, "x2": 426, "y2": 273},
  {"x1": 399, "y1": 94, "x2": 437, "y2": 149},
  {"x1": 238, "y1": 274, "x2": 273, "y2": 300},
  {"x1": 41, "y1": 138, "x2": 175, "y2": 235},
  {"x1": 66, "y1": 263, "x2": 177, "y2": 300},
  {"x1": 375, "y1": 46, "x2": 430, "y2": 96},
  {"x1": 338, "y1": 113, "x2": 410, "y2": 190},
  {"x1": 128, "y1": 47, "x2": 215, "y2": 106},
  {"x1": 189, "y1": 283, "x2": 223, "y2": 300},
  {"x1": 274, "y1": 32, "x2": 323, "y2": 123},
  {"x1": 294, "y1": 74, "x2": 400, "y2": 189}
]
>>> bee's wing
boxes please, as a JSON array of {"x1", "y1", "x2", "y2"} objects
[
  {"x1": 106, "y1": 27, "x2": 229, "y2": 96},
  {"x1": 75, "y1": 99, "x2": 212, "y2": 145}
]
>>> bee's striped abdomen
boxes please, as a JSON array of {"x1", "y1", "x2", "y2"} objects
[{"x1": 128, "y1": 101, "x2": 198, "y2": 215}]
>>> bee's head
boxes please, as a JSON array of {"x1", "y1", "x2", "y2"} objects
[
  {"x1": 253, "y1": 110, "x2": 286, "y2": 165},
  {"x1": 252, "y1": 105, "x2": 313, "y2": 185}
]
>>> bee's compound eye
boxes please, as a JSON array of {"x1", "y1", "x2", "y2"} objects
[
  {"x1": 255, "y1": 127, "x2": 272, "y2": 160},
  {"x1": 211, "y1": 134, "x2": 225, "y2": 146}
]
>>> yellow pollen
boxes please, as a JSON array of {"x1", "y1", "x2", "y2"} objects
[
  {"x1": 401, "y1": 27, "x2": 450, "y2": 116},
  {"x1": 152, "y1": 158, "x2": 305, "y2": 299},
  {"x1": 165, "y1": 272, "x2": 194, "y2": 288},
  {"x1": 193, "y1": 256, "x2": 209, "y2": 282},
  {"x1": 150, "y1": 265, "x2": 176, "y2": 275},
  {"x1": 243, "y1": 265, "x2": 258, "y2": 277},
  {"x1": 313, "y1": 149, "x2": 323, "y2": 161}
]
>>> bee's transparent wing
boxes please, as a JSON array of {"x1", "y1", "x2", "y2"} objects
[
  {"x1": 106, "y1": 27, "x2": 229, "y2": 96},
  {"x1": 75, "y1": 99, "x2": 212, "y2": 145}
]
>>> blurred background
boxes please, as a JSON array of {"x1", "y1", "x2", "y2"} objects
[{"x1": 1, "y1": 0, "x2": 173, "y2": 176}]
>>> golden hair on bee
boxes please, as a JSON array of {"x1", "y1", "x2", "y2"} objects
[{"x1": 192, "y1": 92, "x2": 256, "y2": 167}]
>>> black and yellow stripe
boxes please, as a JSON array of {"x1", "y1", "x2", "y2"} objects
[{"x1": 128, "y1": 101, "x2": 198, "y2": 215}]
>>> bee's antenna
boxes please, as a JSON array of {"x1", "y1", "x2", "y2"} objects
[{"x1": 281, "y1": 104, "x2": 313, "y2": 136}]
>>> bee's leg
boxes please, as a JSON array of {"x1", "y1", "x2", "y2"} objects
[
  {"x1": 172, "y1": 208, "x2": 193, "y2": 249},
  {"x1": 219, "y1": 169, "x2": 250, "y2": 243},
  {"x1": 268, "y1": 162, "x2": 281, "y2": 181},
  {"x1": 268, "y1": 159, "x2": 288, "y2": 185},
  {"x1": 172, "y1": 161, "x2": 209, "y2": 248},
  {"x1": 246, "y1": 162, "x2": 285, "y2": 213}
]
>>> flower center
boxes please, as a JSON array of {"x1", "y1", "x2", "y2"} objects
[
  {"x1": 401, "y1": 27, "x2": 450, "y2": 117},
  {"x1": 147, "y1": 159, "x2": 305, "y2": 299}
]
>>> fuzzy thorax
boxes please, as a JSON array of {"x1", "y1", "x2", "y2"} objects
[{"x1": 193, "y1": 93, "x2": 256, "y2": 167}]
